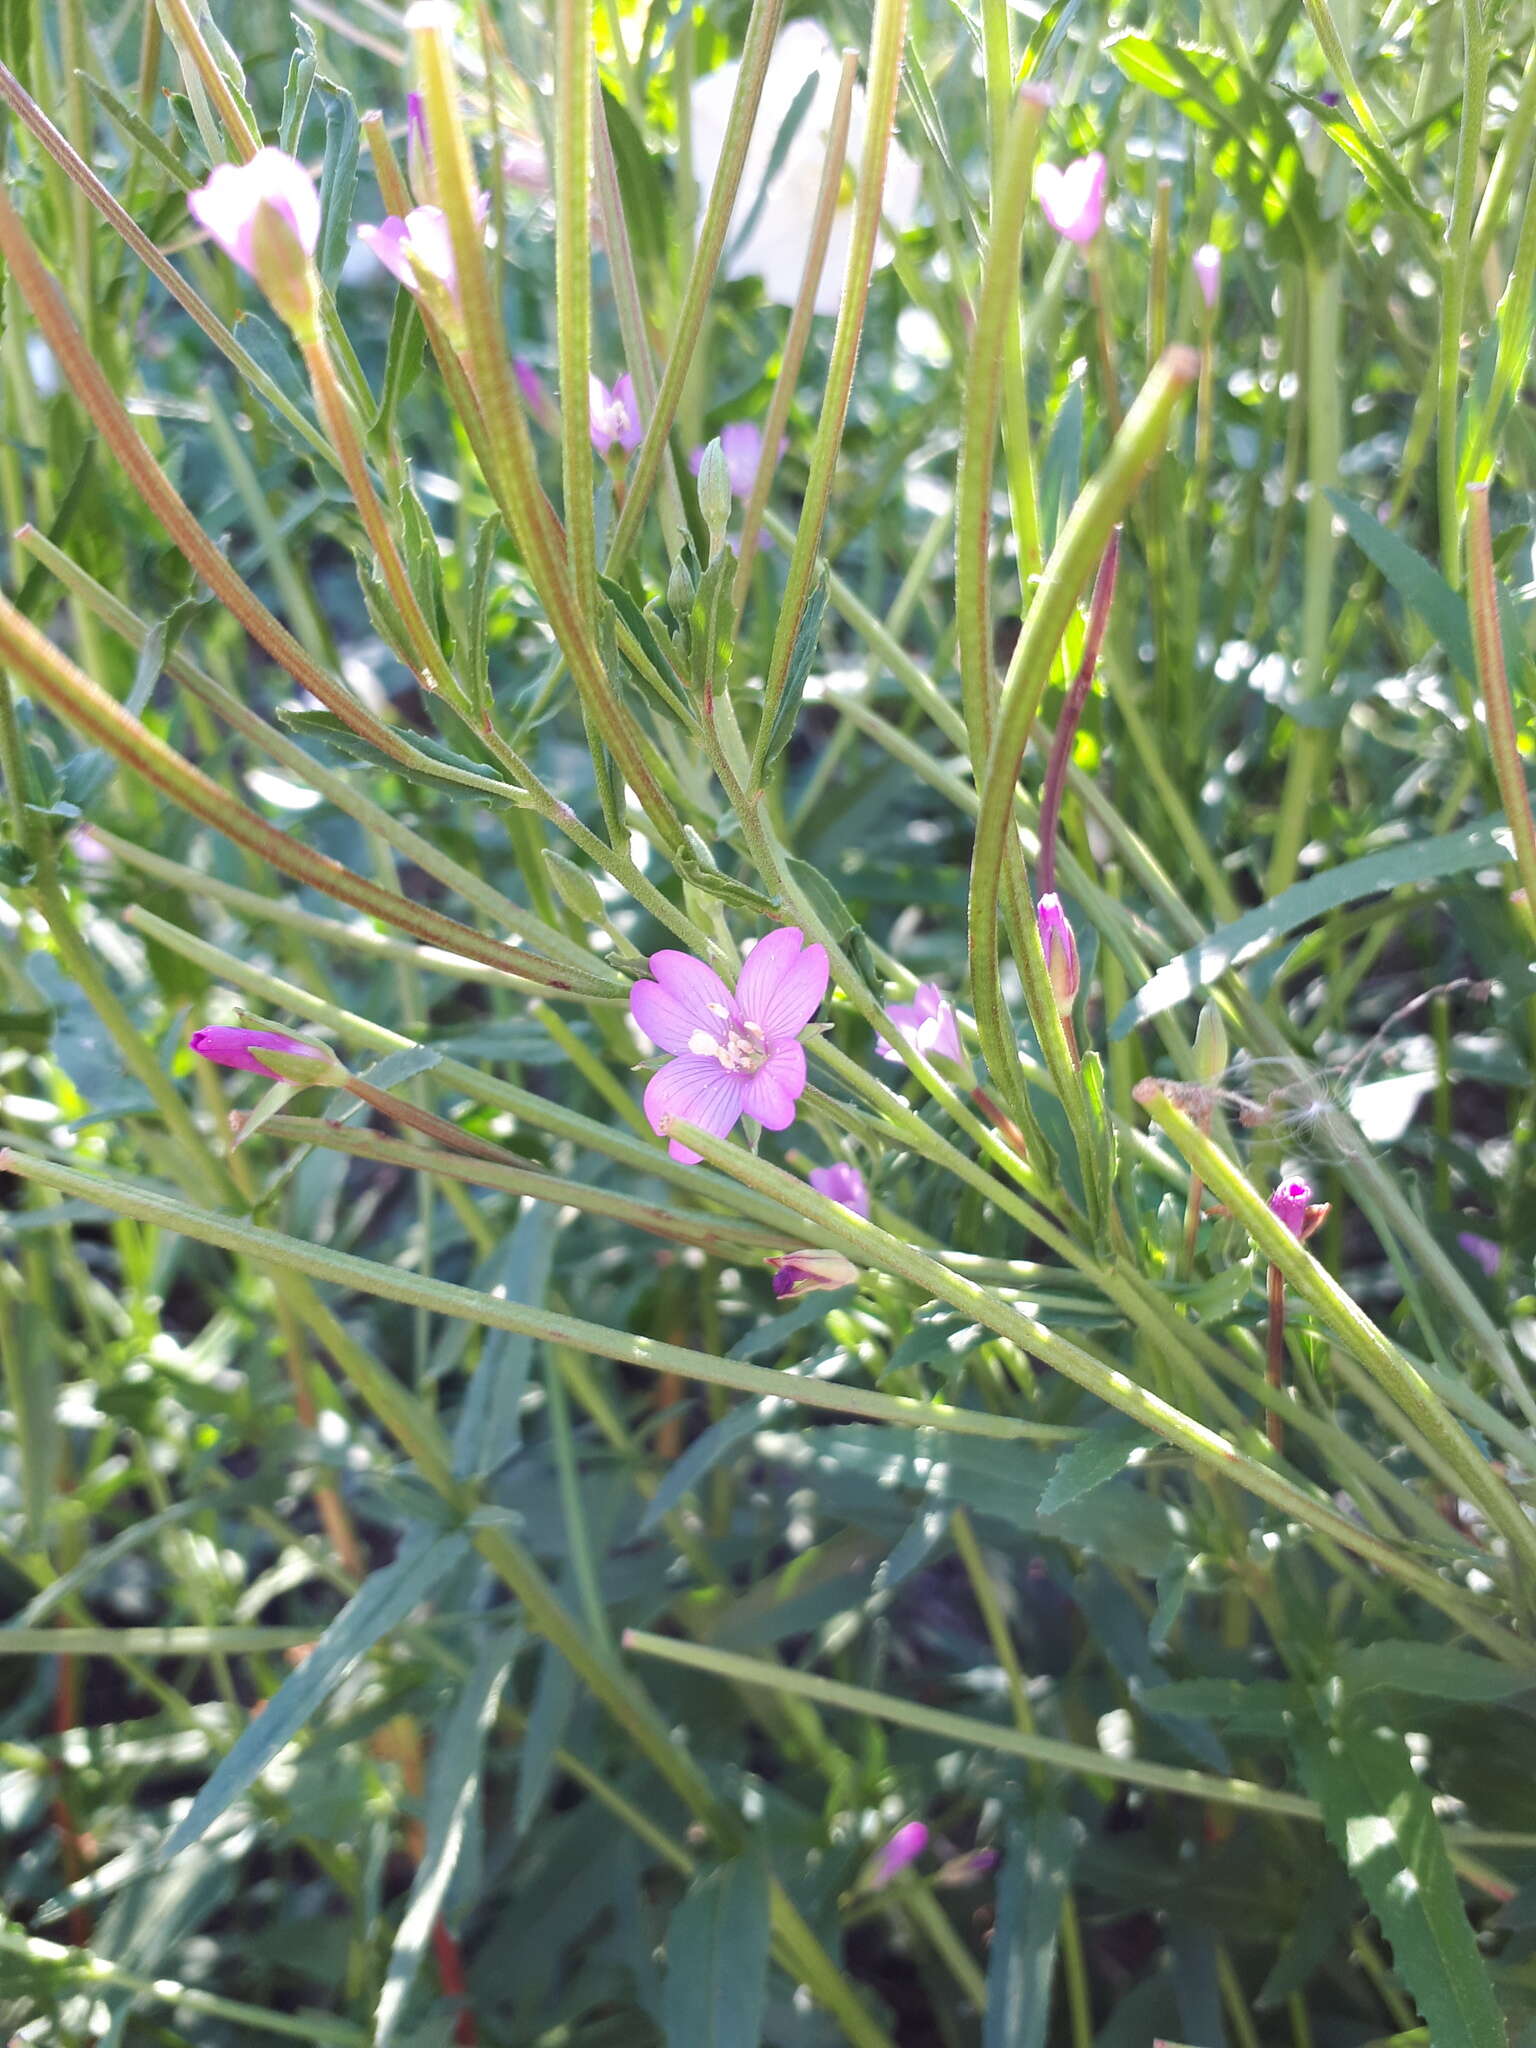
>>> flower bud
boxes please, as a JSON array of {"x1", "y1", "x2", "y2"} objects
[
  {"x1": 667, "y1": 554, "x2": 695, "y2": 618},
  {"x1": 1193, "y1": 1001, "x2": 1228, "y2": 1084},
  {"x1": 542, "y1": 849, "x2": 606, "y2": 925},
  {"x1": 1268, "y1": 1178, "x2": 1312, "y2": 1239},
  {"x1": 1036, "y1": 893, "x2": 1080, "y2": 1015},
  {"x1": 189, "y1": 1026, "x2": 338, "y2": 1085},
  {"x1": 866, "y1": 1821, "x2": 928, "y2": 1888},
  {"x1": 696, "y1": 438, "x2": 733, "y2": 557},
  {"x1": 1192, "y1": 243, "x2": 1221, "y2": 313},
  {"x1": 406, "y1": 90, "x2": 435, "y2": 206},
  {"x1": 766, "y1": 1249, "x2": 859, "y2": 1300}
]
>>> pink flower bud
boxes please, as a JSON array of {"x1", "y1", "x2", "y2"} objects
[
  {"x1": 189, "y1": 1027, "x2": 333, "y2": 1082},
  {"x1": 766, "y1": 1249, "x2": 860, "y2": 1300},
  {"x1": 808, "y1": 1162, "x2": 870, "y2": 1219},
  {"x1": 1034, "y1": 152, "x2": 1107, "y2": 245},
  {"x1": 934, "y1": 1846, "x2": 1000, "y2": 1887},
  {"x1": 1269, "y1": 1178, "x2": 1312, "y2": 1238},
  {"x1": 188, "y1": 149, "x2": 320, "y2": 330},
  {"x1": 406, "y1": 91, "x2": 434, "y2": 207},
  {"x1": 1036, "y1": 893, "x2": 1080, "y2": 1014},
  {"x1": 1193, "y1": 243, "x2": 1221, "y2": 312},
  {"x1": 868, "y1": 1822, "x2": 929, "y2": 1888}
]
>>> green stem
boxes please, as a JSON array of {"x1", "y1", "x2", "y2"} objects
[
  {"x1": 968, "y1": 351, "x2": 1196, "y2": 1167},
  {"x1": 1466, "y1": 483, "x2": 1536, "y2": 914},
  {"x1": 1139, "y1": 1088, "x2": 1536, "y2": 1594},
  {"x1": 1438, "y1": 0, "x2": 1489, "y2": 586},
  {"x1": 650, "y1": 1119, "x2": 1533, "y2": 1664},
  {"x1": 554, "y1": 0, "x2": 598, "y2": 615},
  {"x1": 602, "y1": 0, "x2": 787, "y2": 573},
  {"x1": 749, "y1": 0, "x2": 910, "y2": 785}
]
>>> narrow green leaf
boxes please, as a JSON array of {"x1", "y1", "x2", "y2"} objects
[
  {"x1": 1110, "y1": 814, "x2": 1510, "y2": 1034},
  {"x1": 315, "y1": 82, "x2": 361, "y2": 290},
  {"x1": 1291, "y1": 1712, "x2": 1504, "y2": 2048},
  {"x1": 276, "y1": 708, "x2": 525, "y2": 806},
  {"x1": 661, "y1": 1850, "x2": 773, "y2": 2048},
  {"x1": 163, "y1": 1531, "x2": 466, "y2": 1858},
  {"x1": 279, "y1": 17, "x2": 319, "y2": 155},
  {"x1": 1325, "y1": 490, "x2": 1477, "y2": 683},
  {"x1": 452, "y1": 1205, "x2": 557, "y2": 1479},
  {"x1": 984, "y1": 1808, "x2": 1085, "y2": 2048},
  {"x1": 763, "y1": 561, "x2": 830, "y2": 766}
]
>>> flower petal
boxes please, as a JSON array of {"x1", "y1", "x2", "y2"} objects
[
  {"x1": 735, "y1": 928, "x2": 829, "y2": 1041},
  {"x1": 740, "y1": 1039, "x2": 805, "y2": 1130},
  {"x1": 643, "y1": 1056, "x2": 746, "y2": 1164},
  {"x1": 646, "y1": 950, "x2": 737, "y2": 1028}
]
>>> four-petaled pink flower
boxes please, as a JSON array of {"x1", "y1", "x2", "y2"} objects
[
  {"x1": 809, "y1": 1162, "x2": 870, "y2": 1219},
  {"x1": 877, "y1": 983, "x2": 964, "y2": 1066},
  {"x1": 189, "y1": 1026, "x2": 331, "y2": 1080},
  {"x1": 188, "y1": 147, "x2": 320, "y2": 277},
  {"x1": 590, "y1": 373, "x2": 642, "y2": 457},
  {"x1": 1035, "y1": 152, "x2": 1107, "y2": 245},
  {"x1": 689, "y1": 421, "x2": 786, "y2": 499},
  {"x1": 868, "y1": 1821, "x2": 929, "y2": 1888},
  {"x1": 1269, "y1": 1178, "x2": 1312, "y2": 1238},
  {"x1": 630, "y1": 927, "x2": 828, "y2": 1163}
]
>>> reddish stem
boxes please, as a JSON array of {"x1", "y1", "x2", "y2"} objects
[{"x1": 1037, "y1": 532, "x2": 1119, "y2": 893}]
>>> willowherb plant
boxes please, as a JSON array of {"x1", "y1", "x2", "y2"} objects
[{"x1": 1, "y1": 1, "x2": 1535, "y2": 2043}]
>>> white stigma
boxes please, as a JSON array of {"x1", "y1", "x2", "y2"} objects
[{"x1": 687, "y1": 1017, "x2": 768, "y2": 1072}]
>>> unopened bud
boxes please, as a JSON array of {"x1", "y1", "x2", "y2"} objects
[
  {"x1": 696, "y1": 439, "x2": 732, "y2": 558},
  {"x1": 542, "y1": 849, "x2": 605, "y2": 925},
  {"x1": 667, "y1": 554, "x2": 694, "y2": 619},
  {"x1": 1192, "y1": 243, "x2": 1221, "y2": 314},
  {"x1": 1193, "y1": 1002, "x2": 1228, "y2": 1084},
  {"x1": 766, "y1": 1249, "x2": 859, "y2": 1300},
  {"x1": 1036, "y1": 893, "x2": 1080, "y2": 1015}
]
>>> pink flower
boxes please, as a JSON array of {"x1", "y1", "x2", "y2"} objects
[
  {"x1": 767, "y1": 1248, "x2": 859, "y2": 1299},
  {"x1": 1269, "y1": 1178, "x2": 1312, "y2": 1238},
  {"x1": 189, "y1": 1027, "x2": 331, "y2": 1080},
  {"x1": 188, "y1": 148, "x2": 320, "y2": 276},
  {"x1": 358, "y1": 193, "x2": 489, "y2": 308},
  {"x1": 1035, "y1": 152, "x2": 1107, "y2": 245},
  {"x1": 809, "y1": 1162, "x2": 869, "y2": 1219},
  {"x1": 1193, "y1": 243, "x2": 1221, "y2": 312},
  {"x1": 1459, "y1": 1231, "x2": 1501, "y2": 1279},
  {"x1": 689, "y1": 421, "x2": 785, "y2": 499},
  {"x1": 590, "y1": 373, "x2": 642, "y2": 457},
  {"x1": 1037, "y1": 893, "x2": 1080, "y2": 1014},
  {"x1": 877, "y1": 983, "x2": 964, "y2": 1066},
  {"x1": 629, "y1": 928, "x2": 828, "y2": 1164},
  {"x1": 869, "y1": 1821, "x2": 929, "y2": 1888}
]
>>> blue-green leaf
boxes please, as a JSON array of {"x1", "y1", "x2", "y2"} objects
[
  {"x1": 1110, "y1": 814, "x2": 1510, "y2": 1035},
  {"x1": 661, "y1": 1850, "x2": 773, "y2": 2048},
  {"x1": 163, "y1": 1530, "x2": 466, "y2": 1858},
  {"x1": 984, "y1": 1807, "x2": 1085, "y2": 2048},
  {"x1": 1291, "y1": 1712, "x2": 1504, "y2": 2048}
]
